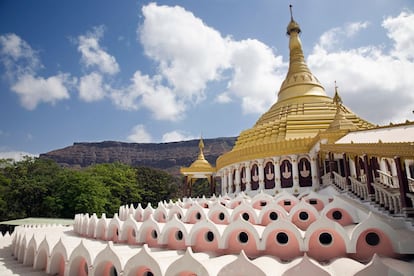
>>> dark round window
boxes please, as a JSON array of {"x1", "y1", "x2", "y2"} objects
[
  {"x1": 205, "y1": 231, "x2": 214, "y2": 242},
  {"x1": 365, "y1": 232, "x2": 380, "y2": 246},
  {"x1": 332, "y1": 210, "x2": 342, "y2": 220},
  {"x1": 218, "y1": 212, "x2": 225, "y2": 221},
  {"x1": 276, "y1": 232, "x2": 289, "y2": 244},
  {"x1": 176, "y1": 230, "x2": 183, "y2": 240},
  {"x1": 196, "y1": 212, "x2": 202, "y2": 220},
  {"x1": 242, "y1": 212, "x2": 250, "y2": 221},
  {"x1": 144, "y1": 271, "x2": 154, "y2": 276},
  {"x1": 84, "y1": 262, "x2": 88, "y2": 274},
  {"x1": 177, "y1": 214, "x2": 182, "y2": 219},
  {"x1": 269, "y1": 211, "x2": 278, "y2": 221},
  {"x1": 151, "y1": 230, "x2": 158, "y2": 239},
  {"x1": 110, "y1": 266, "x2": 117, "y2": 276},
  {"x1": 238, "y1": 232, "x2": 249, "y2": 243},
  {"x1": 299, "y1": 211, "x2": 309, "y2": 221},
  {"x1": 260, "y1": 201, "x2": 267, "y2": 207},
  {"x1": 319, "y1": 232, "x2": 333, "y2": 245}
]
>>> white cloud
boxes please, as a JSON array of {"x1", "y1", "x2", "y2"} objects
[
  {"x1": 79, "y1": 72, "x2": 106, "y2": 102},
  {"x1": 215, "y1": 92, "x2": 232, "y2": 103},
  {"x1": 78, "y1": 26, "x2": 120, "y2": 75},
  {"x1": 129, "y1": 3, "x2": 286, "y2": 119},
  {"x1": 11, "y1": 73, "x2": 71, "y2": 110},
  {"x1": 308, "y1": 10, "x2": 414, "y2": 124},
  {"x1": 226, "y1": 39, "x2": 285, "y2": 114},
  {"x1": 0, "y1": 33, "x2": 73, "y2": 109},
  {"x1": 110, "y1": 71, "x2": 186, "y2": 121},
  {"x1": 316, "y1": 21, "x2": 369, "y2": 51},
  {"x1": 0, "y1": 33, "x2": 40, "y2": 78},
  {"x1": 383, "y1": 11, "x2": 414, "y2": 60},
  {"x1": 0, "y1": 151, "x2": 38, "y2": 161},
  {"x1": 345, "y1": 21, "x2": 369, "y2": 37},
  {"x1": 140, "y1": 3, "x2": 231, "y2": 102},
  {"x1": 162, "y1": 130, "x2": 196, "y2": 142},
  {"x1": 127, "y1": 124, "x2": 152, "y2": 143}
]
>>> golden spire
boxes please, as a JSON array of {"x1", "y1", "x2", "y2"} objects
[
  {"x1": 180, "y1": 137, "x2": 215, "y2": 174},
  {"x1": 333, "y1": 81, "x2": 343, "y2": 107},
  {"x1": 327, "y1": 83, "x2": 357, "y2": 132},
  {"x1": 278, "y1": 5, "x2": 326, "y2": 102},
  {"x1": 197, "y1": 136, "x2": 205, "y2": 160}
]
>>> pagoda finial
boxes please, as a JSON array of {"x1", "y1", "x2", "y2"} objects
[
  {"x1": 287, "y1": 5, "x2": 301, "y2": 35},
  {"x1": 198, "y1": 136, "x2": 205, "y2": 160}
]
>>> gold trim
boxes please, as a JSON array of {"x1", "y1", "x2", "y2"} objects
[{"x1": 320, "y1": 143, "x2": 414, "y2": 158}]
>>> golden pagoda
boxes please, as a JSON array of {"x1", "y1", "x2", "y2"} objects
[
  {"x1": 216, "y1": 6, "x2": 374, "y2": 195},
  {"x1": 180, "y1": 137, "x2": 216, "y2": 196}
]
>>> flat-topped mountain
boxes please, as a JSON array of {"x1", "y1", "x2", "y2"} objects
[{"x1": 40, "y1": 137, "x2": 236, "y2": 175}]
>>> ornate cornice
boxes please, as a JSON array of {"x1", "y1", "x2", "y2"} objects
[
  {"x1": 216, "y1": 137, "x2": 314, "y2": 170},
  {"x1": 320, "y1": 142, "x2": 414, "y2": 159}
]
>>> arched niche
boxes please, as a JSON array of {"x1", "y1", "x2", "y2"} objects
[
  {"x1": 264, "y1": 161, "x2": 275, "y2": 189},
  {"x1": 280, "y1": 159, "x2": 293, "y2": 188},
  {"x1": 298, "y1": 157, "x2": 312, "y2": 187}
]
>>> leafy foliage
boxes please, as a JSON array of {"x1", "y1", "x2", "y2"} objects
[{"x1": 0, "y1": 157, "x2": 182, "y2": 221}]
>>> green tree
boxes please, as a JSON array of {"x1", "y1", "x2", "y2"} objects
[
  {"x1": 136, "y1": 166, "x2": 179, "y2": 207},
  {"x1": 84, "y1": 163, "x2": 142, "y2": 216}
]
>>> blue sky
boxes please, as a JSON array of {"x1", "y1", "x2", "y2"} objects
[{"x1": 1, "y1": 0, "x2": 413, "y2": 158}]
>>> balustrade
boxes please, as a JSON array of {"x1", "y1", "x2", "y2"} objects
[
  {"x1": 408, "y1": 177, "x2": 414, "y2": 193},
  {"x1": 349, "y1": 177, "x2": 369, "y2": 201},
  {"x1": 333, "y1": 172, "x2": 347, "y2": 191},
  {"x1": 372, "y1": 181, "x2": 401, "y2": 214}
]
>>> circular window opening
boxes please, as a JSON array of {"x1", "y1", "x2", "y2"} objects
[
  {"x1": 319, "y1": 232, "x2": 333, "y2": 245},
  {"x1": 299, "y1": 211, "x2": 309, "y2": 221},
  {"x1": 151, "y1": 230, "x2": 158, "y2": 239},
  {"x1": 365, "y1": 232, "x2": 380, "y2": 246},
  {"x1": 110, "y1": 266, "x2": 118, "y2": 276},
  {"x1": 269, "y1": 211, "x2": 278, "y2": 221},
  {"x1": 332, "y1": 210, "x2": 342, "y2": 220},
  {"x1": 260, "y1": 201, "x2": 267, "y2": 207},
  {"x1": 176, "y1": 230, "x2": 183, "y2": 241},
  {"x1": 177, "y1": 214, "x2": 182, "y2": 219},
  {"x1": 196, "y1": 212, "x2": 202, "y2": 220},
  {"x1": 205, "y1": 231, "x2": 214, "y2": 242},
  {"x1": 238, "y1": 232, "x2": 249, "y2": 243},
  {"x1": 84, "y1": 262, "x2": 88, "y2": 274},
  {"x1": 144, "y1": 271, "x2": 154, "y2": 276},
  {"x1": 242, "y1": 212, "x2": 250, "y2": 221},
  {"x1": 276, "y1": 232, "x2": 289, "y2": 244},
  {"x1": 218, "y1": 212, "x2": 225, "y2": 221}
]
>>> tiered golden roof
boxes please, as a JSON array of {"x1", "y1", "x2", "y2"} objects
[
  {"x1": 216, "y1": 7, "x2": 374, "y2": 170},
  {"x1": 180, "y1": 138, "x2": 215, "y2": 174}
]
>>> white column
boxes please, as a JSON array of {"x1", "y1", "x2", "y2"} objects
[
  {"x1": 291, "y1": 154, "x2": 299, "y2": 191},
  {"x1": 235, "y1": 166, "x2": 241, "y2": 193},
  {"x1": 405, "y1": 160, "x2": 413, "y2": 179},
  {"x1": 228, "y1": 168, "x2": 233, "y2": 193},
  {"x1": 273, "y1": 157, "x2": 281, "y2": 191},
  {"x1": 258, "y1": 159, "x2": 265, "y2": 191},
  {"x1": 349, "y1": 158, "x2": 356, "y2": 178},
  {"x1": 310, "y1": 153, "x2": 319, "y2": 190},
  {"x1": 390, "y1": 159, "x2": 399, "y2": 187},
  {"x1": 222, "y1": 170, "x2": 228, "y2": 194},
  {"x1": 245, "y1": 161, "x2": 251, "y2": 191}
]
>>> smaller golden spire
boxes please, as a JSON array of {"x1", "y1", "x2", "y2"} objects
[
  {"x1": 333, "y1": 81, "x2": 343, "y2": 108},
  {"x1": 198, "y1": 136, "x2": 205, "y2": 160}
]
